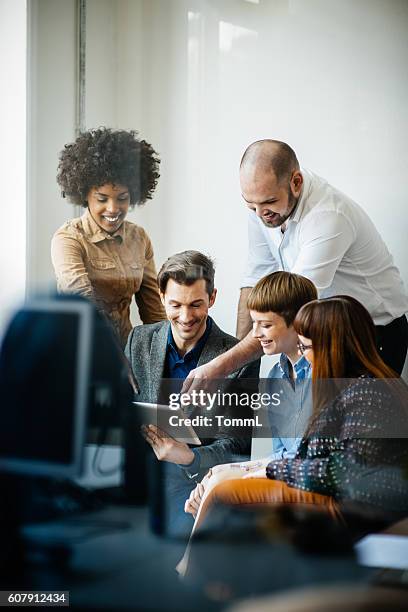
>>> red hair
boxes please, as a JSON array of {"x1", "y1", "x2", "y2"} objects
[{"x1": 294, "y1": 295, "x2": 397, "y2": 381}]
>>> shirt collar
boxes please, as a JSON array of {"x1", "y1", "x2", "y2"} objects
[
  {"x1": 167, "y1": 316, "x2": 213, "y2": 362},
  {"x1": 82, "y1": 208, "x2": 124, "y2": 244},
  {"x1": 278, "y1": 352, "x2": 310, "y2": 378},
  {"x1": 288, "y1": 167, "x2": 312, "y2": 225}
]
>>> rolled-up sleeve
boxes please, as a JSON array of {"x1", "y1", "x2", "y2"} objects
[
  {"x1": 241, "y1": 211, "x2": 279, "y2": 287},
  {"x1": 51, "y1": 230, "x2": 94, "y2": 299}
]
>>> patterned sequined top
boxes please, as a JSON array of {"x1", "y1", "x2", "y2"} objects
[{"x1": 266, "y1": 377, "x2": 408, "y2": 513}]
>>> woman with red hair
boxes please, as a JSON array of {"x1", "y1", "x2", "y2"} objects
[
  {"x1": 185, "y1": 295, "x2": 408, "y2": 537},
  {"x1": 262, "y1": 295, "x2": 407, "y2": 508}
]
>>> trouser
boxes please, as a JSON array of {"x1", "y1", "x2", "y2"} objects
[
  {"x1": 163, "y1": 462, "x2": 196, "y2": 537},
  {"x1": 177, "y1": 477, "x2": 341, "y2": 577},
  {"x1": 194, "y1": 478, "x2": 341, "y2": 535},
  {"x1": 375, "y1": 314, "x2": 408, "y2": 374}
]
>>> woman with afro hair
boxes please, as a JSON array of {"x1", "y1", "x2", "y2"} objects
[{"x1": 51, "y1": 128, "x2": 166, "y2": 347}]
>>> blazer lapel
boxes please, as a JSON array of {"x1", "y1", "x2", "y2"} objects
[
  {"x1": 197, "y1": 320, "x2": 225, "y2": 366},
  {"x1": 149, "y1": 321, "x2": 169, "y2": 401}
]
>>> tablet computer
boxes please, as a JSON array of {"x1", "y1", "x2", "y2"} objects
[{"x1": 132, "y1": 402, "x2": 201, "y2": 445}]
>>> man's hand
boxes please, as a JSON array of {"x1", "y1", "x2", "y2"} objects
[
  {"x1": 180, "y1": 358, "x2": 225, "y2": 395},
  {"x1": 181, "y1": 332, "x2": 262, "y2": 396},
  {"x1": 141, "y1": 424, "x2": 195, "y2": 465}
]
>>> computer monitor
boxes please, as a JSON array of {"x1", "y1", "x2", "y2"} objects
[{"x1": 0, "y1": 297, "x2": 93, "y2": 479}]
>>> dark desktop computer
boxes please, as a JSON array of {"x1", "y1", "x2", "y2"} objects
[
  {"x1": 0, "y1": 297, "x2": 93, "y2": 479},
  {"x1": 0, "y1": 295, "x2": 149, "y2": 582}
]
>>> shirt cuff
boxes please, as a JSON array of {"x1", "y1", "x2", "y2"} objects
[{"x1": 179, "y1": 448, "x2": 201, "y2": 478}]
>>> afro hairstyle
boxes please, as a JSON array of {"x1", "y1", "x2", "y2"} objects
[{"x1": 57, "y1": 127, "x2": 160, "y2": 207}]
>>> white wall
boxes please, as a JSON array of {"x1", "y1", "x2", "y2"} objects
[
  {"x1": 85, "y1": 0, "x2": 408, "y2": 336},
  {"x1": 25, "y1": 0, "x2": 408, "y2": 372},
  {"x1": 0, "y1": 0, "x2": 27, "y2": 332},
  {"x1": 27, "y1": 0, "x2": 77, "y2": 294}
]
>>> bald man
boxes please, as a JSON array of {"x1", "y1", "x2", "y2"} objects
[{"x1": 184, "y1": 140, "x2": 408, "y2": 386}]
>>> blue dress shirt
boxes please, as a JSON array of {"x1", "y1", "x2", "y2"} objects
[
  {"x1": 164, "y1": 317, "x2": 213, "y2": 474},
  {"x1": 164, "y1": 317, "x2": 213, "y2": 379},
  {"x1": 266, "y1": 353, "x2": 311, "y2": 460}
]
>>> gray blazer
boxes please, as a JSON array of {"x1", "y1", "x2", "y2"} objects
[{"x1": 124, "y1": 319, "x2": 259, "y2": 475}]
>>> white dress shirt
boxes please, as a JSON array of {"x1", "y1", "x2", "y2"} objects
[{"x1": 242, "y1": 169, "x2": 408, "y2": 325}]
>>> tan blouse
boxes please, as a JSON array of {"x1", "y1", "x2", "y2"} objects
[{"x1": 51, "y1": 209, "x2": 166, "y2": 347}]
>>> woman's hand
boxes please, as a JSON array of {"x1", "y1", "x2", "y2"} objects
[
  {"x1": 184, "y1": 481, "x2": 206, "y2": 517},
  {"x1": 211, "y1": 462, "x2": 237, "y2": 476},
  {"x1": 184, "y1": 463, "x2": 228, "y2": 517},
  {"x1": 180, "y1": 360, "x2": 224, "y2": 395},
  {"x1": 242, "y1": 457, "x2": 270, "y2": 479},
  {"x1": 184, "y1": 467, "x2": 217, "y2": 517},
  {"x1": 184, "y1": 459, "x2": 271, "y2": 517},
  {"x1": 211, "y1": 459, "x2": 265, "y2": 475},
  {"x1": 242, "y1": 467, "x2": 267, "y2": 479}
]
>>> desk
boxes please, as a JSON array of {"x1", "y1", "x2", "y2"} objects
[
  {"x1": 23, "y1": 506, "x2": 213, "y2": 611},
  {"x1": 21, "y1": 505, "x2": 377, "y2": 610}
]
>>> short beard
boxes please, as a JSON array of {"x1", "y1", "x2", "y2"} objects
[{"x1": 261, "y1": 188, "x2": 298, "y2": 228}]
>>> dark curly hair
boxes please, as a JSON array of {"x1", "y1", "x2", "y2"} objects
[{"x1": 57, "y1": 128, "x2": 160, "y2": 207}]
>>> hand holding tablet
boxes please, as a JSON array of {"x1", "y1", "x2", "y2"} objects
[{"x1": 132, "y1": 402, "x2": 201, "y2": 446}]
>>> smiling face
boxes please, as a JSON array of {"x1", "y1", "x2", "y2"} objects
[
  {"x1": 250, "y1": 310, "x2": 299, "y2": 362},
  {"x1": 87, "y1": 183, "x2": 130, "y2": 234},
  {"x1": 161, "y1": 278, "x2": 216, "y2": 354},
  {"x1": 240, "y1": 168, "x2": 303, "y2": 229}
]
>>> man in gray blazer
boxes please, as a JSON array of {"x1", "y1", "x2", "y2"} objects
[{"x1": 125, "y1": 250, "x2": 259, "y2": 535}]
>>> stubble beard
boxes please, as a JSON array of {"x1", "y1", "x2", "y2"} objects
[{"x1": 261, "y1": 190, "x2": 299, "y2": 228}]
